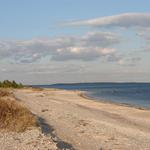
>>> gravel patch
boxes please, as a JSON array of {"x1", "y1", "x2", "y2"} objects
[{"x1": 0, "y1": 128, "x2": 57, "y2": 150}]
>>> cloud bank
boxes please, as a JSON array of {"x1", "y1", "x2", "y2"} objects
[
  {"x1": 0, "y1": 32, "x2": 120, "y2": 63},
  {"x1": 1, "y1": 12, "x2": 149, "y2": 83}
]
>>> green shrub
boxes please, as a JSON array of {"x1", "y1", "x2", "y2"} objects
[{"x1": 0, "y1": 80, "x2": 24, "y2": 88}]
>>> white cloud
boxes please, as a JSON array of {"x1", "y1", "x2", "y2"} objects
[
  {"x1": 136, "y1": 27, "x2": 150, "y2": 40},
  {"x1": 65, "y1": 13, "x2": 150, "y2": 28},
  {"x1": 0, "y1": 32, "x2": 120, "y2": 63},
  {"x1": 142, "y1": 45, "x2": 150, "y2": 52},
  {"x1": 118, "y1": 56, "x2": 141, "y2": 66},
  {"x1": 51, "y1": 46, "x2": 116, "y2": 61}
]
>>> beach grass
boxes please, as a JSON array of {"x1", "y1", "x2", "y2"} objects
[{"x1": 0, "y1": 89, "x2": 38, "y2": 132}]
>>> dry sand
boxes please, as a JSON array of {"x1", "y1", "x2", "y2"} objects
[{"x1": 13, "y1": 88, "x2": 150, "y2": 150}]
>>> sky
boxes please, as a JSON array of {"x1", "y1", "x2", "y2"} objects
[{"x1": 0, "y1": 0, "x2": 150, "y2": 84}]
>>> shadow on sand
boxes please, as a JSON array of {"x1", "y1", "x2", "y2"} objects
[{"x1": 38, "y1": 117, "x2": 75, "y2": 150}]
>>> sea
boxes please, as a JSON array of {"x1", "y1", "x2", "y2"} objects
[{"x1": 33, "y1": 83, "x2": 150, "y2": 109}]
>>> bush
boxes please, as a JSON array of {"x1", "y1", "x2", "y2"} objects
[{"x1": 0, "y1": 80, "x2": 24, "y2": 88}]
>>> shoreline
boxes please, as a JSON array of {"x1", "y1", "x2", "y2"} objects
[
  {"x1": 39, "y1": 87, "x2": 149, "y2": 110},
  {"x1": 79, "y1": 91, "x2": 150, "y2": 110},
  {"x1": 13, "y1": 87, "x2": 150, "y2": 150},
  {"x1": 31, "y1": 86, "x2": 150, "y2": 110}
]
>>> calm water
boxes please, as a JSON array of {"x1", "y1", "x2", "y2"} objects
[{"x1": 33, "y1": 83, "x2": 150, "y2": 108}]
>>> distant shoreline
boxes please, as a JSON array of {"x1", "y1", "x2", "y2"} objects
[{"x1": 30, "y1": 82, "x2": 150, "y2": 87}]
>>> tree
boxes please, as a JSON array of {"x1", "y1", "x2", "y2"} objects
[{"x1": 0, "y1": 80, "x2": 24, "y2": 88}]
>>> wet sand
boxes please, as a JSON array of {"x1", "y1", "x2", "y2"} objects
[{"x1": 14, "y1": 88, "x2": 150, "y2": 150}]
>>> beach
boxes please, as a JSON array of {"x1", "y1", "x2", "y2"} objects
[
  {"x1": 11, "y1": 87, "x2": 150, "y2": 150},
  {"x1": 0, "y1": 1, "x2": 149, "y2": 149}
]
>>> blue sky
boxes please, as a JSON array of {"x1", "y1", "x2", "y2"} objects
[
  {"x1": 0, "y1": 0, "x2": 150, "y2": 84},
  {"x1": 0, "y1": 0, "x2": 150, "y2": 38}
]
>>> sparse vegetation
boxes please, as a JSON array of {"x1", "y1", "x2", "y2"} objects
[
  {"x1": 0, "y1": 89, "x2": 38, "y2": 132},
  {"x1": 0, "y1": 80, "x2": 24, "y2": 88}
]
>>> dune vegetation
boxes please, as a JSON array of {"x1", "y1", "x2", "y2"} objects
[{"x1": 0, "y1": 89, "x2": 38, "y2": 132}]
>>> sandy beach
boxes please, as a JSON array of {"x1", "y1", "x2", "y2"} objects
[{"x1": 12, "y1": 88, "x2": 150, "y2": 150}]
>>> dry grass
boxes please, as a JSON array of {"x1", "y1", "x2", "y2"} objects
[
  {"x1": 0, "y1": 89, "x2": 10, "y2": 97},
  {"x1": 0, "y1": 89, "x2": 38, "y2": 132}
]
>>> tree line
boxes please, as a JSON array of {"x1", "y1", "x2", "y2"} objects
[{"x1": 0, "y1": 80, "x2": 24, "y2": 88}]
